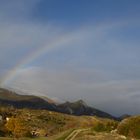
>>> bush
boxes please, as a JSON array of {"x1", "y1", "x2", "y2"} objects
[
  {"x1": 92, "y1": 120, "x2": 118, "y2": 132},
  {"x1": 93, "y1": 122, "x2": 106, "y2": 132},
  {"x1": 5, "y1": 117, "x2": 32, "y2": 138},
  {"x1": 117, "y1": 116, "x2": 140, "y2": 139}
]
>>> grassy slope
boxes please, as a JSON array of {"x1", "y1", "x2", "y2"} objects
[
  {"x1": 0, "y1": 105, "x2": 139, "y2": 140},
  {"x1": 0, "y1": 106, "x2": 118, "y2": 139}
]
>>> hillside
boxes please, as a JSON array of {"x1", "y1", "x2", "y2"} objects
[
  {"x1": 0, "y1": 88, "x2": 57, "y2": 111},
  {"x1": 58, "y1": 100, "x2": 115, "y2": 119},
  {"x1": 0, "y1": 106, "x2": 118, "y2": 138},
  {"x1": 0, "y1": 88, "x2": 115, "y2": 119},
  {"x1": 117, "y1": 115, "x2": 140, "y2": 139},
  {"x1": 0, "y1": 106, "x2": 139, "y2": 140},
  {"x1": 0, "y1": 89, "x2": 139, "y2": 140}
]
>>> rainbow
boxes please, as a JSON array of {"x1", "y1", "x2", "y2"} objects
[{"x1": 1, "y1": 29, "x2": 81, "y2": 87}]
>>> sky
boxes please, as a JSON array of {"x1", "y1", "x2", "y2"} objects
[{"x1": 0, "y1": 0, "x2": 140, "y2": 116}]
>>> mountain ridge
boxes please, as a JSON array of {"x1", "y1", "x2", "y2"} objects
[
  {"x1": 0, "y1": 88, "x2": 57, "y2": 111},
  {"x1": 0, "y1": 88, "x2": 116, "y2": 119},
  {"x1": 57, "y1": 100, "x2": 116, "y2": 119}
]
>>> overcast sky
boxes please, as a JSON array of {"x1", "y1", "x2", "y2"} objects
[{"x1": 0, "y1": 0, "x2": 140, "y2": 116}]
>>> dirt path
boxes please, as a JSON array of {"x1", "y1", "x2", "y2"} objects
[{"x1": 65, "y1": 128, "x2": 90, "y2": 140}]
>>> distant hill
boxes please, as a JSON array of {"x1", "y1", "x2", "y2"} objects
[
  {"x1": 58, "y1": 100, "x2": 116, "y2": 119},
  {"x1": 0, "y1": 88, "x2": 57, "y2": 111},
  {"x1": 0, "y1": 88, "x2": 116, "y2": 119},
  {"x1": 118, "y1": 114, "x2": 131, "y2": 121}
]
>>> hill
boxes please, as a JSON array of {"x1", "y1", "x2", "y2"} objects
[
  {"x1": 0, "y1": 88, "x2": 57, "y2": 111},
  {"x1": 0, "y1": 88, "x2": 139, "y2": 140},
  {"x1": 118, "y1": 114, "x2": 131, "y2": 121},
  {"x1": 0, "y1": 88, "x2": 115, "y2": 119},
  {"x1": 117, "y1": 115, "x2": 140, "y2": 139},
  {"x1": 0, "y1": 106, "x2": 139, "y2": 140},
  {"x1": 0, "y1": 106, "x2": 118, "y2": 138},
  {"x1": 58, "y1": 100, "x2": 115, "y2": 119}
]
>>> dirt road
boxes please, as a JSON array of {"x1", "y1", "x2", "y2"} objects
[{"x1": 65, "y1": 128, "x2": 90, "y2": 140}]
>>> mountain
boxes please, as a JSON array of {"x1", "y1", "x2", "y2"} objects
[
  {"x1": 0, "y1": 88, "x2": 115, "y2": 119},
  {"x1": 39, "y1": 96, "x2": 57, "y2": 104},
  {"x1": 58, "y1": 100, "x2": 116, "y2": 119},
  {"x1": 0, "y1": 88, "x2": 57, "y2": 111}
]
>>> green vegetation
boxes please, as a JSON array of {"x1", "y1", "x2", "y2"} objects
[
  {"x1": 1, "y1": 105, "x2": 140, "y2": 140},
  {"x1": 0, "y1": 106, "x2": 71, "y2": 138},
  {"x1": 1, "y1": 106, "x2": 119, "y2": 139},
  {"x1": 92, "y1": 119, "x2": 118, "y2": 132},
  {"x1": 5, "y1": 116, "x2": 32, "y2": 138},
  {"x1": 56, "y1": 129, "x2": 74, "y2": 140},
  {"x1": 117, "y1": 116, "x2": 140, "y2": 139}
]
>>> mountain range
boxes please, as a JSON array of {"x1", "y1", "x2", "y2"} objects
[
  {"x1": 57, "y1": 100, "x2": 115, "y2": 119},
  {"x1": 0, "y1": 88, "x2": 117, "y2": 119}
]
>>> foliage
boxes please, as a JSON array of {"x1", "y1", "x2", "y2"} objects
[
  {"x1": 92, "y1": 119, "x2": 118, "y2": 132},
  {"x1": 0, "y1": 121, "x2": 7, "y2": 137},
  {"x1": 56, "y1": 129, "x2": 74, "y2": 140},
  {"x1": 0, "y1": 106, "x2": 119, "y2": 139},
  {"x1": 117, "y1": 116, "x2": 140, "y2": 138},
  {"x1": 5, "y1": 117, "x2": 31, "y2": 138}
]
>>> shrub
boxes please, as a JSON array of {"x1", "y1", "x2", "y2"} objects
[
  {"x1": 92, "y1": 120, "x2": 118, "y2": 132},
  {"x1": 93, "y1": 122, "x2": 106, "y2": 132},
  {"x1": 5, "y1": 117, "x2": 32, "y2": 138},
  {"x1": 117, "y1": 116, "x2": 140, "y2": 139}
]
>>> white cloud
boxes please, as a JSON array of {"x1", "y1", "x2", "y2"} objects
[{"x1": 4, "y1": 66, "x2": 140, "y2": 116}]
